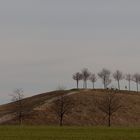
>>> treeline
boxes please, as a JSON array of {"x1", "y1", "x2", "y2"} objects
[{"x1": 73, "y1": 68, "x2": 140, "y2": 92}]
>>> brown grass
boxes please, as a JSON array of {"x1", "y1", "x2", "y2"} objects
[{"x1": 0, "y1": 89, "x2": 140, "y2": 126}]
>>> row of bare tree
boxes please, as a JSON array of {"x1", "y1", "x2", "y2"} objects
[
  {"x1": 11, "y1": 88, "x2": 122, "y2": 127},
  {"x1": 73, "y1": 68, "x2": 140, "y2": 92}
]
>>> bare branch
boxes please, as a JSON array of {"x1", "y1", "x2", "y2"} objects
[
  {"x1": 11, "y1": 88, "x2": 24, "y2": 125},
  {"x1": 51, "y1": 95, "x2": 74, "y2": 126},
  {"x1": 89, "y1": 73, "x2": 97, "y2": 89},
  {"x1": 113, "y1": 70, "x2": 124, "y2": 90},
  {"x1": 96, "y1": 92, "x2": 122, "y2": 127},
  {"x1": 133, "y1": 73, "x2": 140, "y2": 92},
  {"x1": 98, "y1": 68, "x2": 111, "y2": 89},
  {"x1": 125, "y1": 74, "x2": 132, "y2": 91},
  {"x1": 81, "y1": 68, "x2": 91, "y2": 89},
  {"x1": 73, "y1": 72, "x2": 82, "y2": 89}
]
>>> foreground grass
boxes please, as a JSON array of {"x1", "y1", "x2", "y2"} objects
[{"x1": 0, "y1": 126, "x2": 139, "y2": 140}]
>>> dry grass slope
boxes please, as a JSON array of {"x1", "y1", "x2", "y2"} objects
[{"x1": 0, "y1": 89, "x2": 140, "y2": 126}]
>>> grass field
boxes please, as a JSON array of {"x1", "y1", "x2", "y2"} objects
[{"x1": 0, "y1": 126, "x2": 139, "y2": 140}]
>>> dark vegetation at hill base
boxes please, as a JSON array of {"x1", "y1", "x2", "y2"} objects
[{"x1": 0, "y1": 89, "x2": 140, "y2": 127}]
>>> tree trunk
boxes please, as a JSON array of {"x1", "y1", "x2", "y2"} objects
[
  {"x1": 85, "y1": 81, "x2": 87, "y2": 89},
  {"x1": 83, "y1": 81, "x2": 85, "y2": 89},
  {"x1": 60, "y1": 114, "x2": 63, "y2": 126},
  {"x1": 104, "y1": 80, "x2": 106, "y2": 89},
  {"x1": 137, "y1": 82, "x2": 139, "y2": 92},
  {"x1": 118, "y1": 80, "x2": 120, "y2": 90},
  {"x1": 76, "y1": 80, "x2": 79, "y2": 89},
  {"x1": 20, "y1": 117, "x2": 22, "y2": 126},
  {"x1": 108, "y1": 114, "x2": 111, "y2": 127},
  {"x1": 93, "y1": 82, "x2": 95, "y2": 89},
  {"x1": 83, "y1": 80, "x2": 87, "y2": 89},
  {"x1": 129, "y1": 80, "x2": 131, "y2": 91}
]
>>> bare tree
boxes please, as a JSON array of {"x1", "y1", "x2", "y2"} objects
[
  {"x1": 126, "y1": 74, "x2": 132, "y2": 91},
  {"x1": 51, "y1": 95, "x2": 74, "y2": 126},
  {"x1": 98, "y1": 68, "x2": 111, "y2": 89},
  {"x1": 11, "y1": 88, "x2": 24, "y2": 125},
  {"x1": 113, "y1": 70, "x2": 124, "y2": 90},
  {"x1": 96, "y1": 92, "x2": 122, "y2": 127},
  {"x1": 133, "y1": 73, "x2": 140, "y2": 92},
  {"x1": 89, "y1": 73, "x2": 97, "y2": 89},
  {"x1": 81, "y1": 68, "x2": 91, "y2": 89},
  {"x1": 73, "y1": 72, "x2": 82, "y2": 89}
]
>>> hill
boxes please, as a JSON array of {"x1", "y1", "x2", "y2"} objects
[{"x1": 0, "y1": 89, "x2": 140, "y2": 126}]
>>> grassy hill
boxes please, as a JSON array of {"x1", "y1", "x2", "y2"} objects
[{"x1": 0, "y1": 89, "x2": 140, "y2": 126}]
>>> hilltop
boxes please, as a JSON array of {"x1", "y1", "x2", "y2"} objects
[{"x1": 0, "y1": 89, "x2": 140, "y2": 126}]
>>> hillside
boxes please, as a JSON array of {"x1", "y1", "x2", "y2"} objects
[{"x1": 0, "y1": 89, "x2": 140, "y2": 126}]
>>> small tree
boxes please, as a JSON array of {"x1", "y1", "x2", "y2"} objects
[
  {"x1": 133, "y1": 73, "x2": 140, "y2": 92},
  {"x1": 89, "y1": 73, "x2": 97, "y2": 89},
  {"x1": 73, "y1": 72, "x2": 82, "y2": 89},
  {"x1": 51, "y1": 95, "x2": 74, "y2": 126},
  {"x1": 126, "y1": 74, "x2": 132, "y2": 91},
  {"x1": 96, "y1": 92, "x2": 122, "y2": 127},
  {"x1": 113, "y1": 70, "x2": 124, "y2": 90},
  {"x1": 11, "y1": 88, "x2": 24, "y2": 125},
  {"x1": 98, "y1": 68, "x2": 111, "y2": 89},
  {"x1": 81, "y1": 68, "x2": 91, "y2": 89}
]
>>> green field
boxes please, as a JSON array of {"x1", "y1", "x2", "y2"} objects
[{"x1": 0, "y1": 126, "x2": 139, "y2": 140}]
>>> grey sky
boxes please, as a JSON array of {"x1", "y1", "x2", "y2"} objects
[{"x1": 0, "y1": 0, "x2": 140, "y2": 103}]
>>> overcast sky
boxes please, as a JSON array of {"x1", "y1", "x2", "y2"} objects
[{"x1": 0, "y1": 0, "x2": 140, "y2": 103}]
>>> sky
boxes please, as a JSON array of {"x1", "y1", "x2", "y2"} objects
[{"x1": 0, "y1": 0, "x2": 140, "y2": 103}]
